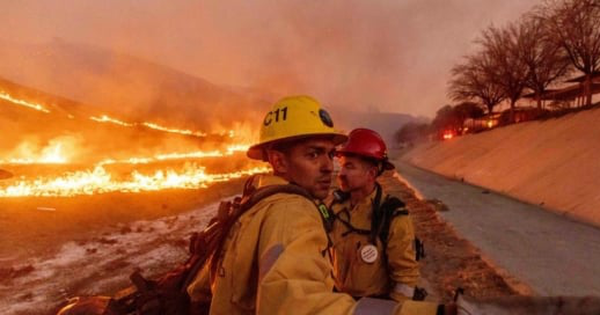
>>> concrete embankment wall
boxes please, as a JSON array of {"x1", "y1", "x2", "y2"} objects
[{"x1": 403, "y1": 107, "x2": 600, "y2": 227}]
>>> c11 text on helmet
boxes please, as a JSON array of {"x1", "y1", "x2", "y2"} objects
[{"x1": 263, "y1": 106, "x2": 288, "y2": 126}]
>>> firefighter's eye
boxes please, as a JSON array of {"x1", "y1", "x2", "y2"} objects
[{"x1": 307, "y1": 151, "x2": 319, "y2": 159}]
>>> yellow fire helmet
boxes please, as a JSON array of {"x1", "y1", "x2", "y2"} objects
[{"x1": 247, "y1": 95, "x2": 348, "y2": 161}]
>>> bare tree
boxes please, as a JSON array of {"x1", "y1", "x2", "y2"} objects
[
  {"x1": 536, "y1": 0, "x2": 600, "y2": 106},
  {"x1": 449, "y1": 52, "x2": 505, "y2": 114},
  {"x1": 478, "y1": 23, "x2": 529, "y2": 121},
  {"x1": 518, "y1": 15, "x2": 570, "y2": 108}
]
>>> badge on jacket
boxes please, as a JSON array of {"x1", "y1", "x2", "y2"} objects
[{"x1": 359, "y1": 244, "x2": 378, "y2": 263}]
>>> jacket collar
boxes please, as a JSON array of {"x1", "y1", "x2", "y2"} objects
[
  {"x1": 252, "y1": 174, "x2": 323, "y2": 203},
  {"x1": 352, "y1": 184, "x2": 379, "y2": 209},
  {"x1": 255, "y1": 174, "x2": 290, "y2": 189}
]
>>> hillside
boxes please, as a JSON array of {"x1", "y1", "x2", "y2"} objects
[
  {"x1": 403, "y1": 107, "x2": 600, "y2": 226},
  {"x1": 0, "y1": 77, "x2": 240, "y2": 164},
  {"x1": 0, "y1": 38, "x2": 269, "y2": 130}
]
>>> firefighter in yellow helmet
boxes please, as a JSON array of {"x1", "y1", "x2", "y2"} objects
[
  {"x1": 186, "y1": 96, "x2": 451, "y2": 315},
  {"x1": 329, "y1": 128, "x2": 421, "y2": 301}
]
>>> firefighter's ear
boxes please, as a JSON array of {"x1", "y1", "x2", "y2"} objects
[
  {"x1": 366, "y1": 163, "x2": 379, "y2": 179},
  {"x1": 266, "y1": 149, "x2": 288, "y2": 174}
]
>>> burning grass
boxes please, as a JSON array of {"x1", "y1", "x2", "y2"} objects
[
  {"x1": 0, "y1": 92, "x2": 264, "y2": 198},
  {"x1": 0, "y1": 153, "x2": 267, "y2": 197},
  {"x1": 0, "y1": 88, "x2": 258, "y2": 169}
]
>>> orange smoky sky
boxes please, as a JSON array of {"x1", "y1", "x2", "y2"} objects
[{"x1": 0, "y1": 0, "x2": 539, "y2": 118}]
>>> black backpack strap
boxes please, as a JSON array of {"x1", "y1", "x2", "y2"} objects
[
  {"x1": 331, "y1": 189, "x2": 350, "y2": 206},
  {"x1": 369, "y1": 183, "x2": 384, "y2": 244},
  {"x1": 332, "y1": 186, "x2": 385, "y2": 241},
  {"x1": 329, "y1": 189, "x2": 370, "y2": 238},
  {"x1": 376, "y1": 194, "x2": 408, "y2": 246},
  {"x1": 376, "y1": 195, "x2": 425, "y2": 262},
  {"x1": 337, "y1": 213, "x2": 371, "y2": 236}
]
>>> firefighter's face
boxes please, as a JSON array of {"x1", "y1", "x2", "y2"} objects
[
  {"x1": 270, "y1": 138, "x2": 336, "y2": 200},
  {"x1": 337, "y1": 155, "x2": 377, "y2": 192}
]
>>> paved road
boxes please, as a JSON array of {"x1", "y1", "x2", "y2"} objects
[{"x1": 394, "y1": 160, "x2": 600, "y2": 296}]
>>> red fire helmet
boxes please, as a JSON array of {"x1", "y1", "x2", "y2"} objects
[{"x1": 336, "y1": 128, "x2": 395, "y2": 170}]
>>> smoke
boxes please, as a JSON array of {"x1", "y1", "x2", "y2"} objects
[{"x1": 0, "y1": 0, "x2": 539, "y2": 118}]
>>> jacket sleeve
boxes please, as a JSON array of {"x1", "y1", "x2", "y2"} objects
[
  {"x1": 186, "y1": 260, "x2": 212, "y2": 304},
  {"x1": 386, "y1": 214, "x2": 420, "y2": 301},
  {"x1": 255, "y1": 196, "x2": 358, "y2": 314}
]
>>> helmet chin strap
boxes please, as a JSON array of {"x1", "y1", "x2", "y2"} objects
[
  {"x1": 376, "y1": 162, "x2": 385, "y2": 176},
  {"x1": 369, "y1": 183, "x2": 383, "y2": 244}
]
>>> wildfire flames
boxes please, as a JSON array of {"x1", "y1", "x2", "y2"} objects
[
  {"x1": 1, "y1": 142, "x2": 250, "y2": 166},
  {"x1": 0, "y1": 141, "x2": 68, "y2": 164},
  {"x1": 90, "y1": 115, "x2": 213, "y2": 138},
  {"x1": 0, "y1": 164, "x2": 269, "y2": 197},
  {"x1": 89, "y1": 115, "x2": 135, "y2": 127},
  {"x1": 98, "y1": 144, "x2": 251, "y2": 165},
  {"x1": 0, "y1": 90, "x2": 267, "y2": 198},
  {"x1": 0, "y1": 90, "x2": 51, "y2": 113},
  {"x1": 2, "y1": 90, "x2": 225, "y2": 138}
]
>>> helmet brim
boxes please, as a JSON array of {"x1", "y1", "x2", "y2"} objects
[
  {"x1": 247, "y1": 132, "x2": 348, "y2": 161},
  {"x1": 383, "y1": 160, "x2": 395, "y2": 170}
]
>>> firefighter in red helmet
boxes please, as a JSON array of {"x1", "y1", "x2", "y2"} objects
[{"x1": 329, "y1": 128, "x2": 421, "y2": 301}]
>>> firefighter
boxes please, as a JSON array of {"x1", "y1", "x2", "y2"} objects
[
  {"x1": 329, "y1": 128, "x2": 421, "y2": 301},
  {"x1": 186, "y1": 97, "x2": 449, "y2": 314}
]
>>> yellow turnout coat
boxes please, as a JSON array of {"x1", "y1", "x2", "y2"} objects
[{"x1": 187, "y1": 175, "x2": 436, "y2": 315}]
